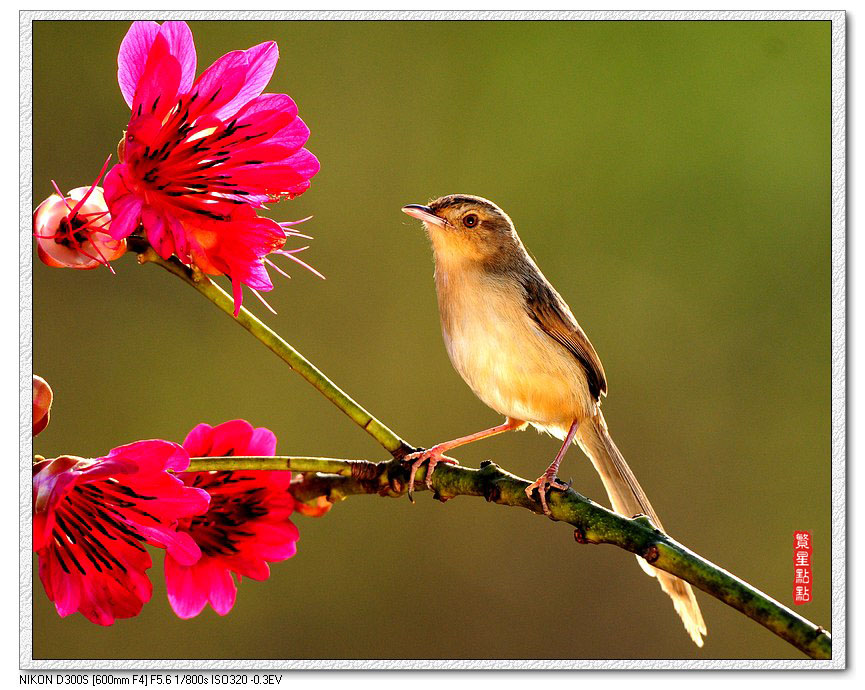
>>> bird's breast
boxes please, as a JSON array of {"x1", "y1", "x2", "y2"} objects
[{"x1": 434, "y1": 265, "x2": 594, "y2": 427}]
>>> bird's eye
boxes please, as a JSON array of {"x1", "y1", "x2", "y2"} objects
[{"x1": 463, "y1": 214, "x2": 479, "y2": 228}]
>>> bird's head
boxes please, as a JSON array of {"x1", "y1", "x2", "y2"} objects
[{"x1": 402, "y1": 195, "x2": 521, "y2": 269}]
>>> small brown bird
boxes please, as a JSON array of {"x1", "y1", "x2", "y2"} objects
[{"x1": 402, "y1": 194, "x2": 706, "y2": 647}]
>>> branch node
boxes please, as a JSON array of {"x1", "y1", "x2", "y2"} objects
[
  {"x1": 483, "y1": 481, "x2": 502, "y2": 503},
  {"x1": 389, "y1": 476, "x2": 405, "y2": 497},
  {"x1": 392, "y1": 443, "x2": 419, "y2": 460},
  {"x1": 350, "y1": 460, "x2": 379, "y2": 481},
  {"x1": 136, "y1": 246, "x2": 159, "y2": 265}
]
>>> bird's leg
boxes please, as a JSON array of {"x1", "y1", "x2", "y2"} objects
[
  {"x1": 405, "y1": 417, "x2": 526, "y2": 500},
  {"x1": 526, "y1": 418, "x2": 580, "y2": 515}
]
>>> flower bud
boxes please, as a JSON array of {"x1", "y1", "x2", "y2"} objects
[
  {"x1": 293, "y1": 493, "x2": 333, "y2": 517},
  {"x1": 34, "y1": 156, "x2": 125, "y2": 271},
  {"x1": 32, "y1": 375, "x2": 53, "y2": 437}
]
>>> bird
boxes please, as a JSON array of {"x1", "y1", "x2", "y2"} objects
[{"x1": 401, "y1": 194, "x2": 707, "y2": 647}]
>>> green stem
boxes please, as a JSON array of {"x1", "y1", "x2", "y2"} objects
[
  {"x1": 186, "y1": 455, "x2": 362, "y2": 475},
  {"x1": 134, "y1": 246, "x2": 412, "y2": 458}
]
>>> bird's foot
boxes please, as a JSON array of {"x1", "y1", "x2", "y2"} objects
[
  {"x1": 525, "y1": 472, "x2": 571, "y2": 515},
  {"x1": 404, "y1": 447, "x2": 458, "y2": 502}
]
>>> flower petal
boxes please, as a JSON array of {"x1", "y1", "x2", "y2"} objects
[
  {"x1": 158, "y1": 21, "x2": 197, "y2": 94},
  {"x1": 117, "y1": 21, "x2": 161, "y2": 108},
  {"x1": 165, "y1": 213, "x2": 189, "y2": 262},
  {"x1": 234, "y1": 92, "x2": 298, "y2": 123},
  {"x1": 98, "y1": 439, "x2": 191, "y2": 474},
  {"x1": 270, "y1": 117, "x2": 311, "y2": 156},
  {"x1": 207, "y1": 567, "x2": 238, "y2": 616},
  {"x1": 139, "y1": 524, "x2": 203, "y2": 566},
  {"x1": 131, "y1": 33, "x2": 182, "y2": 120},
  {"x1": 102, "y1": 164, "x2": 128, "y2": 205},
  {"x1": 142, "y1": 206, "x2": 175, "y2": 260},
  {"x1": 187, "y1": 52, "x2": 247, "y2": 118},
  {"x1": 182, "y1": 423, "x2": 216, "y2": 457},
  {"x1": 164, "y1": 555, "x2": 208, "y2": 619},
  {"x1": 247, "y1": 427, "x2": 277, "y2": 456},
  {"x1": 226, "y1": 148, "x2": 320, "y2": 194},
  {"x1": 213, "y1": 42, "x2": 279, "y2": 120},
  {"x1": 107, "y1": 194, "x2": 143, "y2": 241}
]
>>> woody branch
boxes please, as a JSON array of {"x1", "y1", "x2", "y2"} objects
[{"x1": 187, "y1": 453, "x2": 832, "y2": 661}]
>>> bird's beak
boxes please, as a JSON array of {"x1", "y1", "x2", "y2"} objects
[{"x1": 401, "y1": 204, "x2": 450, "y2": 228}]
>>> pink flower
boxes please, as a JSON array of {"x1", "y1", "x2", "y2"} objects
[
  {"x1": 32, "y1": 375, "x2": 53, "y2": 437},
  {"x1": 34, "y1": 157, "x2": 126, "y2": 271},
  {"x1": 165, "y1": 420, "x2": 299, "y2": 618},
  {"x1": 105, "y1": 21, "x2": 321, "y2": 314},
  {"x1": 33, "y1": 441, "x2": 209, "y2": 625}
]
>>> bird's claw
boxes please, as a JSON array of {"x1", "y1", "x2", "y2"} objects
[
  {"x1": 404, "y1": 448, "x2": 457, "y2": 502},
  {"x1": 525, "y1": 473, "x2": 570, "y2": 515}
]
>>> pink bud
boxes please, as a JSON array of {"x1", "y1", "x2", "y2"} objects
[
  {"x1": 33, "y1": 375, "x2": 53, "y2": 437},
  {"x1": 34, "y1": 156, "x2": 125, "y2": 271}
]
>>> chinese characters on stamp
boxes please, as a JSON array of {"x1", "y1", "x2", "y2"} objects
[{"x1": 793, "y1": 530, "x2": 812, "y2": 604}]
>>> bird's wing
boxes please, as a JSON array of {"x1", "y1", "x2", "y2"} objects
[{"x1": 522, "y1": 276, "x2": 608, "y2": 400}]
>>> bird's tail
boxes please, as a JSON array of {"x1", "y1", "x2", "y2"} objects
[{"x1": 576, "y1": 411, "x2": 707, "y2": 647}]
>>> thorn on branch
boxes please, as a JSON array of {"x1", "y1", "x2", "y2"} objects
[
  {"x1": 190, "y1": 265, "x2": 205, "y2": 283},
  {"x1": 632, "y1": 514, "x2": 662, "y2": 533}
]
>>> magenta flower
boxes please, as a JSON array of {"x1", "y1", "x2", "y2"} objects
[
  {"x1": 34, "y1": 157, "x2": 126, "y2": 271},
  {"x1": 33, "y1": 441, "x2": 209, "y2": 625},
  {"x1": 165, "y1": 420, "x2": 299, "y2": 618},
  {"x1": 105, "y1": 21, "x2": 320, "y2": 314}
]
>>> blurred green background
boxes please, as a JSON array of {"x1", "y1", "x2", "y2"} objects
[{"x1": 31, "y1": 20, "x2": 831, "y2": 661}]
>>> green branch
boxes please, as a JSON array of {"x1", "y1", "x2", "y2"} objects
[
  {"x1": 189, "y1": 453, "x2": 832, "y2": 660},
  {"x1": 133, "y1": 244, "x2": 413, "y2": 458},
  {"x1": 186, "y1": 455, "x2": 357, "y2": 475}
]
